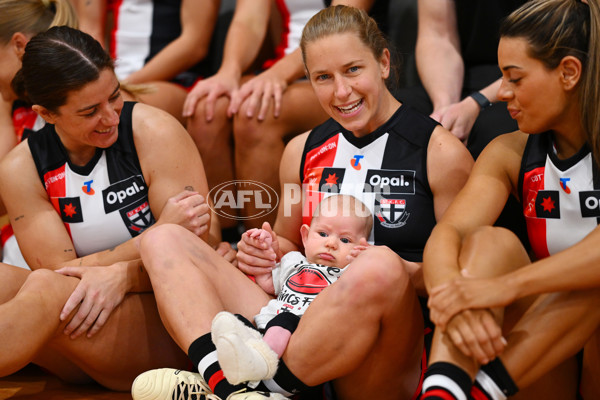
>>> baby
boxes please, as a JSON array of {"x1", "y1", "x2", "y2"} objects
[{"x1": 212, "y1": 194, "x2": 373, "y2": 386}]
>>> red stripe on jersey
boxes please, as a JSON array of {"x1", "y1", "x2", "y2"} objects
[
  {"x1": 44, "y1": 165, "x2": 74, "y2": 240},
  {"x1": 264, "y1": 0, "x2": 290, "y2": 70},
  {"x1": 302, "y1": 134, "x2": 340, "y2": 226},
  {"x1": 522, "y1": 166, "x2": 550, "y2": 258},
  {"x1": 43, "y1": 165, "x2": 67, "y2": 197},
  {"x1": 304, "y1": 134, "x2": 339, "y2": 177},
  {"x1": 421, "y1": 388, "x2": 457, "y2": 400},
  {"x1": 108, "y1": 0, "x2": 123, "y2": 59}
]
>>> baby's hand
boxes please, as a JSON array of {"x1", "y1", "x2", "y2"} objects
[
  {"x1": 237, "y1": 222, "x2": 281, "y2": 276},
  {"x1": 245, "y1": 228, "x2": 274, "y2": 249},
  {"x1": 346, "y1": 238, "x2": 370, "y2": 263}
]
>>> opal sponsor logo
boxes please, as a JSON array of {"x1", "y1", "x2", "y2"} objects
[
  {"x1": 103, "y1": 175, "x2": 148, "y2": 213},
  {"x1": 364, "y1": 169, "x2": 415, "y2": 194}
]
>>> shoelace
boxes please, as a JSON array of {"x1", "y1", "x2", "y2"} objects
[{"x1": 171, "y1": 376, "x2": 221, "y2": 400}]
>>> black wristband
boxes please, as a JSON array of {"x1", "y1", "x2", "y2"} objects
[{"x1": 469, "y1": 91, "x2": 492, "y2": 110}]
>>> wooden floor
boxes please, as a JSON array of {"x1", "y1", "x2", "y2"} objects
[{"x1": 0, "y1": 365, "x2": 132, "y2": 399}]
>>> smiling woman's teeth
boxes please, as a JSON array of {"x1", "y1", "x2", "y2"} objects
[
  {"x1": 337, "y1": 99, "x2": 362, "y2": 114},
  {"x1": 96, "y1": 128, "x2": 111, "y2": 133}
]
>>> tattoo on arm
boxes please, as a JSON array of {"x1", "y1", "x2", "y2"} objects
[{"x1": 14, "y1": 215, "x2": 24, "y2": 222}]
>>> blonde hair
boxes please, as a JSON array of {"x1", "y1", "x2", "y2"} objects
[
  {"x1": 300, "y1": 5, "x2": 397, "y2": 89},
  {"x1": 0, "y1": 0, "x2": 78, "y2": 44}
]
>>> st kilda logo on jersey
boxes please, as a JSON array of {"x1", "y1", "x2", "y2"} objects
[
  {"x1": 102, "y1": 175, "x2": 155, "y2": 235},
  {"x1": 364, "y1": 169, "x2": 415, "y2": 228}
]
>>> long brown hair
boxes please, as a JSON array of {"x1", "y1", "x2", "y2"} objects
[{"x1": 501, "y1": 0, "x2": 600, "y2": 163}]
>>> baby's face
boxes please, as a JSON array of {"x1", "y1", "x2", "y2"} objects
[{"x1": 301, "y1": 213, "x2": 366, "y2": 268}]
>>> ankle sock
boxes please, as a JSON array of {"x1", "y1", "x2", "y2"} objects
[
  {"x1": 265, "y1": 312, "x2": 300, "y2": 332},
  {"x1": 471, "y1": 358, "x2": 518, "y2": 400},
  {"x1": 188, "y1": 333, "x2": 245, "y2": 399},
  {"x1": 255, "y1": 357, "x2": 313, "y2": 397},
  {"x1": 421, "y1": 361, "x2": 472, "y2": 400}
]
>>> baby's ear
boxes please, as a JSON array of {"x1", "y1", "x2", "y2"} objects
[{"x1": 300, "y1": 224, "x2": 310, "y2": 247}]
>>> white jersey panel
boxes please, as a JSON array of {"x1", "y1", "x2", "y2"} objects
[
  {"x1": 113, "y1": 0, "x2": 154, "y2": 79},
  {"x1": 324, "y1": 132, "x2": 388, "y2": 243},
  {"x1": 283, "y1": 0, "x2": 324, "y2": 55},
  {"x1": 65, "y1": 155, "x2": 133, "y2": 256},
  {"x1": 543, "y1": 152, "x2": 596, "y2": 255}
]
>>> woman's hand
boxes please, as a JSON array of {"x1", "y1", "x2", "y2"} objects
[
  {"x1": 443, "y1": 309, "x2": 506, "y2": 365},
  {"x1": 182, "y1": 73, "x2": 240, "y2": 121},
  {"x1": 228, "y1": 69, "x2": 288, "y2": 121},
  {"x1": 236, "y1": 222, "x2": 281, "y2": 277},
  {"x1": 56, "y1": 263, "x2": 129, "y2": 339},
  {"x1": 428, "y1": 272, "x2": 518, "y2": 330},
  {"x1": 156, "y1": 190, "x2": 210, "y2": 237},
  {"x1": 430, "y1": 98, "x2": 480, "y2": 143},
  {"x1": 215, "y1": 241, "x2": 238, "y2": 267}
]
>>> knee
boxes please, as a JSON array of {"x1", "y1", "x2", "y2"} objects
[
  {"x1": 186, "y1": 99, "x2": 230, "y2": 150},
  {"x1": 461, "y1": 226, "x2": 529, "y2": 275},
  {"x1": 233, "y1": 116, "x2": 260, "y2": 149},
  {"x1": 342, "y1": 246, "x2": 411, "y2": 305},
  {"x1": 233, "y1": 113, "x2": 280, "y2": 150},
  {"x1": 21, "y1": 269, "x2": 59, "y2": 292},
  {"x1": 139, "y1": 224, "x2": 186, "y2": 263},
  {"x1": 464, "y1": 226, "x2": 522, "y2": 252},
  {"x1": 20, "y1": 269, "x2": 68, "y2": 305}
]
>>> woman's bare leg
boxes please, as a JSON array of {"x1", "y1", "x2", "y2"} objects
[
  {"x1": 233, "y1": 82, "x2": 328, "y2": 228},
  {"x1": 283, "y1": 246, "x2": 424, "y2": 400},
  {"x1": 428, "y1": 226, "x2": 579, "y2": 399},
  {"x1": 0, "y1": 268, "x2": 188, "y2": 391},
  {"x1": 501, "y1": 289, "x2": 600, "y2": 392},
  {"x1": 0, "y1": 263, "x2": 30, "y2": 303},
  {"x1": 138, "y1": 224, "x2": 273, "y2": 351},
  {"x1": 133, "y1": 81, "x2": 188, "y2": 126},
  {"x1": 187, "y1": 97, "x2": 237, "y2": 230},
  {"x1": 580, "y1": 326, "x2": 600, "y2": 399}
]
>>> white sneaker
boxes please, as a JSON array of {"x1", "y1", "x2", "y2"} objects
[
  {"x1": 211, "y1": 312, "x2": 279, "y2": 385},
  {"x1": 131, "y1": 368, "x2": 218, "y2": 400}
]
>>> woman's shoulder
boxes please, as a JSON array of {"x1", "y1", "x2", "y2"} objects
[
  {"x1": 130, "y1": 102, "x2": 187, "y2": 142},
  {"x1": 479, "y1": 130, "x2": 529, "y2": 159},
  {"x1": 0, "y1": 139, "x2": 35, "y2": 181}
]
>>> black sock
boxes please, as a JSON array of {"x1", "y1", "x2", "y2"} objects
[
  {"x1": 265, "y1": 312, "x2": 301, "y2": 333},
  {"x1": 255, "y1": 357, "x2": 314, "y2": 397},
  {"x1": 188, "y1": 333, "x2": 245, "y2": 399},
  {"x1": 471, "y1": 358, "x2": 519, "y2": 400},
  {"x1": 421, "y1": 361, "x2": 472, "y2": 400}
]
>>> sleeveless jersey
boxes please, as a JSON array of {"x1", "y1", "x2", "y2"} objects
[
  {"x1": 272, "y1": 0, "x2": 325, "y2": 60},
  {"x1": 519, "y1": 132, "x2": 600, "y2": 259},
  {"x1": 108, "y1": 0, "x2": 206, "y2": 85},
  {"x1": 300, "y1": 105, "x2": 437, "y2": 262},
  {"x1": 27, "y1": 102, "x2": 156, "y2": 257}
]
